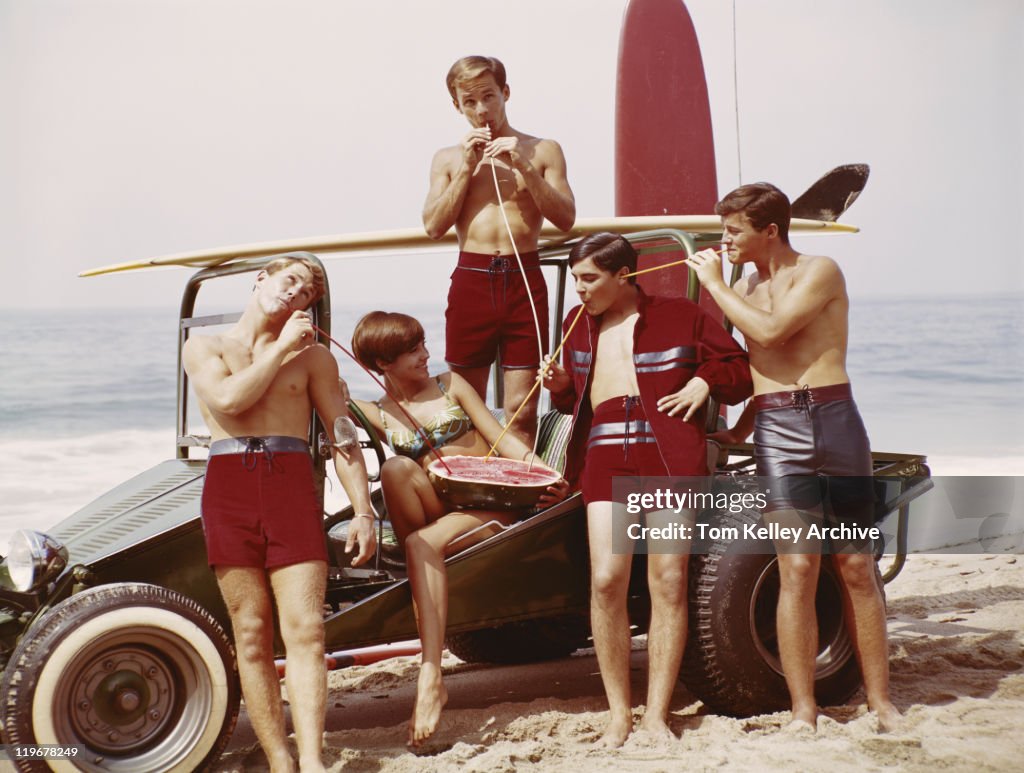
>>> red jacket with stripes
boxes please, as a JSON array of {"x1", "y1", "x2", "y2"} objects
[{"x1": 551, "y1": 287, "x2": 752, "y2": 484}]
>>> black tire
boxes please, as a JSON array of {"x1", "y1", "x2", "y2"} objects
[
  {"x1": 1, "y1": 583, "x2": 240, "y2": 772},
  {"x1": 681, "y1": 508, "x2": 863, "y2": 717},
  {"x1": 447, "y1": 616, "x2": 590, "y2": 665}
]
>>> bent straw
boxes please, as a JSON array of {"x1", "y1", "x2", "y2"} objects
[{"x1": 312, "y1": 323, "x2": 453, "y2": 475}]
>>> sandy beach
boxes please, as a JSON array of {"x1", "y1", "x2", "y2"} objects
[{"x1": 213, "y1": 551, "x2": 1024, "y2": 772}]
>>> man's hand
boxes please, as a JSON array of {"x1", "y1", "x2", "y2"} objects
[
  {"x1": 685, "y1": 248, "x2": 727, "y2": 291},
  {"x1": 519, "y1": 454, "x2": 571, "y2": 509},
  {"x1": 536, "y1": 476, "x2": 572, "y2": 508},
  {"x1": 461, "y1": 127, "x2": 491, "y2": 168},
  {"x1": 345, "y1": 514, "x2": 378, "y2": 567},
  {"x1": 538, "y1": 357, "x2": 571, "y2": 394},
  {"x1": 657, "y1": 376, "x2": 711, "y2": 421},
  {"x1": 708, "y1": 402, "x2": 755, "y2": 446},
  {"x1": 280, "y1": 310, "x2": 315, "y2": 352},
  {"x1": 483, "y1": 135, "x2": 525, "y2": 170}
]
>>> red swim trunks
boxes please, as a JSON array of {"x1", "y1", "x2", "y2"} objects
[
  {"x1": 581, "y1": 396, "x2": 669, "y2": 505},
  {"x1": 200, "y1": 436, "x2": 327, "y2": 569},
  {"x1": 445, "y1": 250, "x2": 550, "y2": 370}
]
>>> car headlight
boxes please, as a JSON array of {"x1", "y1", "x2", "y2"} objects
[{"x1": 6, "y1": 530, "x2": 69, "y2": 592}]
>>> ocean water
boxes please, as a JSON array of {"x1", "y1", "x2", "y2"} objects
[
  {"x1": 1, "y1": 295, "x2": 1021, "y2": 548},
  {"x1": 847, "y1": 295, "x2": 1023, "y2": 461}
]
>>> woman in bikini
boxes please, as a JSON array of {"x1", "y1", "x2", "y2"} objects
[{"x1": 349, "y1": 310, "x2": 569, "y2": 748}]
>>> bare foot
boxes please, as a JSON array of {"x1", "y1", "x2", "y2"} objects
[
  {"x1": 637, "y1": 717, "x2": 677, "y2": 744},
  {"x1": 871, "y1": 700, "x2": 904, "y2": 733},
  {"x1": 784, "y1": 718, "x2": 817, "y2": 735},
  {"x1": 597, "y1": 714, "x2": 632, "y2": 748},
  {"x1": 787, "y1": 702, "x2": 818, "y2": 733},
  {"x1": 407, "y1": 664, "x2": 448, "y2": 748},
  {"x1": 297, "y1": 758, "x2": 326, "y2": 773}
]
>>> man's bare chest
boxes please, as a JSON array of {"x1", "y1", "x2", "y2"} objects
[
  {"x1": 223, "y1": 347, "x2": 309, "y2": 400},
  {"x1": 744, "y1": 277, "x2": 788, "y2": 314},
  {"x1": 465, "y1": 159, "x2": 527, "y2": 204},
  {"x1": 594, "y1": 318, "x2": 638, "y2": 368}
]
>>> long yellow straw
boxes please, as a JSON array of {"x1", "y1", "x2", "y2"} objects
[
  {"x1": 625, "y1": 246, "x2": 727, "y2": 278},
  {"x1": 484, "y1": 303, "x2": 587, "y2": 460}
]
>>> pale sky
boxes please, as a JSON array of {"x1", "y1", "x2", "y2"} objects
[{"x1": 2, "y1": 0, "x2": 1021, "y2": 310}]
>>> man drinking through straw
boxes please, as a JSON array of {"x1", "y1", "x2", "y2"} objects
[
  {"x1": 183, "y1": 256, "x2": 377, "y2": 772},
  {"x1": 423, "y1": 55, "x2": 575, "y2": 445},
  {"x1": 686, "y1": 182, "x2": 902, "y2": 733},
  {"x1": 542, "y1": 233, "x2": 751, "y2": 746}
]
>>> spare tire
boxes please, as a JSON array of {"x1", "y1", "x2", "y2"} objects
[{"x1": 681, "y1": 507, "x2": 864, "y2": 717}]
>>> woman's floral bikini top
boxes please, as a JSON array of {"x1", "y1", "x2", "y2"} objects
[{"x1": 377, "y1": 378, "x2": 474, "y2": 460}]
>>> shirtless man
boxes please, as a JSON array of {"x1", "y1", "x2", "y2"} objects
[
  {"x1": 183, "y1": 256, "x2": 377, "y2": 772},
  {"x1": 686, "y1": 182, "x2": 901, "y2": 733},
  {"x1": 423, "y1": 55, "x2": 575, "y2": 444},
  {"x1": 543, "y1": 233, "x2": 750, "y2": 746}
]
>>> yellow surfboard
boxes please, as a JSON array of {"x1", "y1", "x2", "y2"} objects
[{"x1": 80, "y1": 215, "x2": 857, "y2": 277}]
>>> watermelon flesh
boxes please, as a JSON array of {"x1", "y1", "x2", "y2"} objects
[{"x1": 428, "y1": 456, "x2": 559, "y2": 487}]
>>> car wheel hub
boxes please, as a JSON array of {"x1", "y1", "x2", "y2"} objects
[{"x1": 71, "y1": 646, "x2": 175, "y2": 754}]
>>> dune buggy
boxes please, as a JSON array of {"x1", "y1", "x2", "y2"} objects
[{"x1": 0, "y1": 222, "x2": 931, "y2": 771}]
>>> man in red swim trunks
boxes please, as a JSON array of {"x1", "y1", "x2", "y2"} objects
[
  {"x1": 183, "y1": 256, "x2": 377, "y2": 772},
  {"x1": 423, "y1": 55, "x2": 575, "y2": 444},
  {"x1": 543, "y1": 233, "x2": 751, "y2": 746},
  {"x1": 687, "y1": 182, "x2": 902, "y2": 733}
]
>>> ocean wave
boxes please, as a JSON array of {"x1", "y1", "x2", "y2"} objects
[
  {"x1": 0, "y1": 429, "x2": 362, "y2": 551},
  {"x1": 0, "y1": 429, "x2": 175, "y2": 549},
  {"x1": 903, "y1": 371, "x2": 1022, "y2": 385},
  {"x1": 2, "y1": 429, "x2": 1019, "y2": 550},
  {"x1": 925, "y1": 456, "x2": 1024, "y2": 477}
]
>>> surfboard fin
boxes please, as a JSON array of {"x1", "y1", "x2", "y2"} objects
[{"x1": 791, "y1": 164, "x2": 870, "y2": 222}]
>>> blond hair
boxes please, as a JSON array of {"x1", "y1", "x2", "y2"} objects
[
  {"x1": 264, "y1": 256, "x2": 326, "y2": 307},
  {"x1": 446, "y1": 55, "x2": 507, "y2": 101}
]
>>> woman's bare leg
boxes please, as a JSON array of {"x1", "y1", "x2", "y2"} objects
[
  {"x1": 404, "y1": 509, "x2": 515, "y2": 746},
  {"x1": 379, "y1": 456, "x2": 444, "y2": 544}
]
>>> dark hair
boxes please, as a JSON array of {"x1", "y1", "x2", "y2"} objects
[
  {"x1": 264, "y1": 256, "x2": 326, "y2": 306},
  {"x1": 715, "y1": 182, "x2": 791, "y2": 244},
  {"x1": 351, "y1": 311, "x2": 425, "y2": 375},
  {"x1": 446, "y1": 55, "x2": 507, "y2": 101},
  {"x1": 568, "y1": 232, "x2": 638, "y2": 283}
]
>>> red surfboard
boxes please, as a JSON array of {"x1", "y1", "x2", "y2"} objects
[{"x1": 615, "y1": 0, "x2": 720, "y2": 314}]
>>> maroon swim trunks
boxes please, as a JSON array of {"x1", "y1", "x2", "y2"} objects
[
  {"x1": 581, "y1": 396, "x2": 669, "y2": 505},
  {"x1": 200, "y1": 436, "x2": 327, "y2": 569},
  {"x1": 445, "y1": 250, "x2": 550, "y2": 370}
]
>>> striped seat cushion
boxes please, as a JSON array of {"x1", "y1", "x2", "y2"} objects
[{"x1": 490, "y1": 409, "x2": 573, "y2": 476}]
